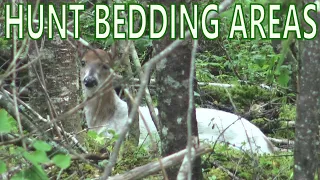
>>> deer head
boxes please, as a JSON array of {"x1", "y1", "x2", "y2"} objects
[{"x1": 80, "y1": 46, "x2": 116, "y2": 96}]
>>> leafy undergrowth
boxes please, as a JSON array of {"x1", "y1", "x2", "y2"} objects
[
  {"x1": 199, "y1": 84, "x2": 296, "y2": 140},
  {"x1": 200, "y1": 84, "x2": 274, "y2": 113},
  {"x1": 80, "y1": 130, "x2": 294, "y2": 180},
  {"x1": 203, "y1": 144, "x2": 293, "y2": 180},
  {"x1": 0, "y1": 107, "x2": 294, "y2": 179}
]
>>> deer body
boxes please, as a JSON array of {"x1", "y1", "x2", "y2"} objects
[
  {"x1": 138, "y1": 107, "x2": 274, "y2": 154},
  {"x1": 81, "y1": 49, "x2": 274, "y2": 154},
  {"x1": 84, "y1": 90, "x2": 129, "y2": 137}
]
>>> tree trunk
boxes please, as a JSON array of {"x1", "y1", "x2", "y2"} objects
[
  {"x1": 152, "y1": 1, "x2": 202, "y2": 178},
  {"x1": 294, "y1": 2, "x2": 320, "y2": 179},
  {"x1": 28, "y1": 0, "x2": 83, "y2": 141}
]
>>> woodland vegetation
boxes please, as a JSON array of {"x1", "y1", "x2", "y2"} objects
[{"x1": 0, "y1": 0, "x2": 319, "y2": 179}]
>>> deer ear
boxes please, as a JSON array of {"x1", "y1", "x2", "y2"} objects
[{"x1": 77, "y1": 41, "x2": 88, "y2": 59}]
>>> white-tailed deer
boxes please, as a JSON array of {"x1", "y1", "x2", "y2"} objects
[{"x1": 80, "y1": 47, "x2": 275, "y2": 154}]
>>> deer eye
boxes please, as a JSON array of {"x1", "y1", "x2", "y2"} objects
[{"x1": 81, "y1": 60, "x2": 86, "y2": 67}]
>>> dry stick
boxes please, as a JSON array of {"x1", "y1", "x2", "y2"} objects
[
  {"x1": 0, "y1": 133, "x2": 32, "y2": 146},
  {"x1": 234, "y1": 152, "x2": 245, "y2": 179},
  {"x1": 1, "y1": 91, "x2": 94, "y2": 169},
  {"x1": 18, "y1": 78, "x2": 36, "y2": 96},
  {"x1": 6, "y1": 37, "x2": 30, "y2": 75},
  {"x1": 115, "y1": 0, "x2": 134, "y2": 76},
  {"x1": 101, "y1": 1, "x2": 235, "y2": 178},
  {"x1": 115, "y1": 0, "x2": 160, "y2": 139},
  {"x1": 218, "y1": 41, "x2": 242, "y2": 81},
  {"x1": 123, "y1": 89, "x2": 156, "y2": 146},
  {"x1": 101, "y1": 40, "x2": 185, "y2": 179},
  {"x1": 2, "y1": 89, "x2": 47, "y2": 123},
  {"x1": 129, "y1": 44, "x2": 168, "y2": 179},
  {"x1": 0, "y1": 91, "x2": 43, "y2": 133},
  {"x1": 129, "y1": 43, "x2": 160, "y2": 131},
  {"x1": 269, "y1": 137, "x2": 294, "y2": 146},
  {"x1": 108, "y1": 145, "x2": 211, "y2": 180},
  {"x1": 212, "y1": 161, "x2": 242, "y2": 180},
  {"x1": 117, "y1": 0, "x2": 158, "y2": 129},
  {"x1": 30, "y1": 53, "x2": 63, "y2": 139},
  {"x1": 2, "y1": 89, "x2": 87, "y2": 153},
  {"x1": 124, "y1": 88, "x2": 169, "y2": 179},
  {"x1": 2, "y1": 19, "x2": 95, "y2": 83},
  {"x1": 224, "y1": 87, "x2": 256, "y2": 155},
  {"x1": 0, "y1": 132, "x2": 97, "y2": 172},
  {"x1": 11, "y1": 0, "x2": 26, "y2": 150},
  {"x1": 177, "y1": 146, "x2": 196, "y2": 180},
  {"x1": 1, "y1": 38, "x2": 44, "y2": 81},
  {"x1": 185, "y1": 39, "x2": 198, "y2": 180},
  {"x1": 33, "y1": 40, "x2": 58, "y2": 118},
  {"x1": 4, "y1": 0, "x2": 36, "y2": 77},
  {"x1": 0, "y1": 0, "x2": 37, "y2": 87}
]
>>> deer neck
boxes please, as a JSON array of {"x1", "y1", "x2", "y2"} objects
[{"x1": 84, "y1": 89, "x2": 118, "y2": 129}]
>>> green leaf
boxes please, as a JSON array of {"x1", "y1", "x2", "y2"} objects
[
  {"x1": 0, "y1": 160, "x2": 7, "y2": 174},
  {"x1": 33, "y1": 141, "x2": 52, "y2": 152},
  {"x1": 253, "y1": 54, "x2": 265, "y2": 67},
  {"x1": 23, "y1": 151, "x2": 36, "y2": 165},
  {"x1": 23, "y1": 150, "x2": 50, "y2": 164},
  {"x1": 0, "y1": 109, "x2": 12, "y2": 133},
  {"x1": 52, "y1": 154, "x2": 71, "y2": 169},
  {"x1": 278, "y1": 68, "x2": 290, "y2": 87},
  {"x1": 11, "y1": 165, "x2": 48, "y2": 180},
  {"x1": 87, "y1": 130, "x2": 98, "y2": 138},
  {"x1": 32, "y1": 150, "x2": 50, "y2": 164},
  {"x1": 8, "y1": 117, "x2": 17, "y2": 132}
]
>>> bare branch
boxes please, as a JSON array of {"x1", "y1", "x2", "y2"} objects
[
  {"x1": 108, "y1": 145, "x2": 211, "y2": 180},
  {"x1": 186, "y1": 39, "x2": 198, "y2": 180}
]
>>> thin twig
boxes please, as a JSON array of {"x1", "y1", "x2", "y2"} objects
[
  {"x1": 186, "y1": 39, "x2": 198, "y2": 180},
  {"x1": 11, "y1": 0, "x2": 26, "y2": 149},
  {"x1": 129, "y1": 43, "x2": 160, "y2": 131}
]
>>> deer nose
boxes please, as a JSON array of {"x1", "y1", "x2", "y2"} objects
[{"x1": 83, "y1": 76, "x2": 98, "y2": 88}]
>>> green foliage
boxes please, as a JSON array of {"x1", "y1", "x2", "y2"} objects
[
  {"x1": 0, "y1": 109, "x2": 12, "y2": 133},
  {"x1": 23, "y1": 150, "x2": 50, "y2": 164},
  {"x1": 198, "y1": 0, "x2": 295, "y2": 88},
  {"x1": 204, "y1": 168, "x2": 229, "y2": 180},
  {"x1": 201, "y1": 85, "x2": 273, "y2": 112},
  {"x1": 113, "y1": 142, "x2": 155, "y2": 175},
  {"x1": 271, "y1": 104, "x2": 296, "y2": 140},
  {"x1": 85, "y1": 130, "x2": 118, "y2": 153},
  {"x1": 52, "y1": 154, "x2": 71, "y2": 169},
  {"x1": 0, "y1": 160, "x2": 7, "y2": 174},
  {"x1": 0, "y1": 109, "x2": 15, "y2": 133},
  {"x1": 0, "y1": 109, "x2": 74, "y2": 179},
  {"x1": 11, "y1": 165, "x2": 49, "y2": 180},
  {"x1": 203, "y1": 144, "x2": 293, "y2": 179},
  {"x1": 33, "y1": 141, "x2": 52, "y2": 152},
  {"x1": 134, "y1": 36, "x2": 153, "y2": 52},
  {"x1": 279, "y1": 104, "x2": 296, "y2": 121},
  {"x1": 0, "y1": 38, "x2": 10, "y2": 51}
]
